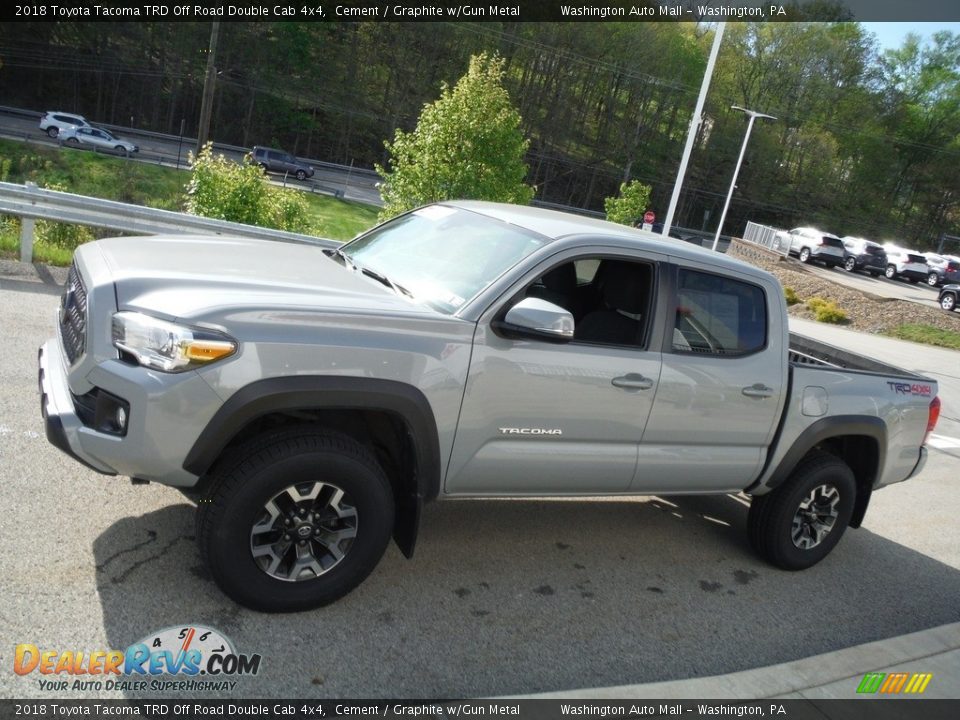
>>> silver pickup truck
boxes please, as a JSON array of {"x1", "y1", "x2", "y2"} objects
[{"x1": 38, "y1": 201, "x2": 941, "y2": 612}]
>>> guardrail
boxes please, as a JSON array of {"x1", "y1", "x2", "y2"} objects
[
  {"x1": 742, "y1": 221, "x2": 788, "y2": 255},
  {"x1": 0, "y1": 181, "x2": 336, "y2": 263}
]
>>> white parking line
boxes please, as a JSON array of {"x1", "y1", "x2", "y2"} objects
[{"x1": 927, "y1": 434, "x2": 960, "y2": 449}]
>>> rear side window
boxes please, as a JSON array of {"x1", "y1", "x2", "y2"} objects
[
  {"x1": 907, "y1": 254, "x2": 927, "y2": 264},
  {"x1": 673, "y1": 269, "x2": 767, "y2": 356},
  {"x1": 821, "y1": 237, "x2": 844, "y2": 248}
]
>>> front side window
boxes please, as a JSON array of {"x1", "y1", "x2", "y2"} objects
[
  {"x1": 341, "y1": 205, "x2": 549, "y2": 315},
  {"x1": 672, "y1": 269, "x2": 767, "y2": 356}
]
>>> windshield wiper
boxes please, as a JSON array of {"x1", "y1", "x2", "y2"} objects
[
  {"x1": 332, "y1": 247, "x2": 356, "y2": 271},
  {"x1": 359, "y1": 265, "x2": 413, "y2": 298}
]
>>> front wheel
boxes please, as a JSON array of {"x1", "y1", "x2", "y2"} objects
[
  {"x1": 927, "y1": 273, "x2": 940, "y2": 287},
  {"x1": 197, "y1": 428, "x2": 394, "y2": 612},
  {"x1": 296, "y1": 169, "x2": 307, "y2": 181},
  {"x1": 748, "y1": 451, "x2": 855, "y2": 570},
  {"x1": 844, "y1": 257, "x2": 856, "y2": 272},
  {"x1": 799, "y1": 248, "x2": 811, "y2": 263},
  {"x1": 885, "y1": 265, "x2": 896, "y2": 280},
  {"x1": 942, "y1": 293, "x2": 957, "y2": 312}
]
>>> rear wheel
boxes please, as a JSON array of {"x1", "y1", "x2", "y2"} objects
[
  {"x1": 942, "y1": 293, "x2": 957, "y2": 312},
  {"x1": 927, "y1": 273, "x2": 940, "y2": 287},
  {"x1": 46, "y1": 127, "x2": 59, "y2": 138},
  {"x1": 799, "y1": 248, "x2": 811, "y2": 263},
  {"x1": 844, "y1": 257, "x2": 856, "y2": 272},
  {"x1": 885, "y1": 265, "x2": 896, "y2": 280},
  {"x1": 197, "y1": 428, "x2": 394, "y2": 612},
  {"x1": 748, "y1": 451, "x2": 855, "y2": 570},
  {"x1": 296, "y1": 169, "x2": 307, "y2": 181}
]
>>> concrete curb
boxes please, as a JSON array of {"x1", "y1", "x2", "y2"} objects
[{"x1": 511, "y1": 622, "x2": 960, "y2": 699}]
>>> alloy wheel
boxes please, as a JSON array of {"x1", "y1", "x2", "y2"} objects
[
  {"x1": 791, "y1": 484, "x2": 840, "y2": 550},
  {"x1": 249, "y1": 481, "x2": 358, "y2": 582}
]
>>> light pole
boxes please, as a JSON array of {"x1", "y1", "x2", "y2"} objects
[{"x1": 711, "y1": 106, "x2": 776, "y2": 252}]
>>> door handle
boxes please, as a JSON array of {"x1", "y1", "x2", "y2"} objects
[
  {"x1": 742, "y1": 383, "x2": 774, "y2": 399},
  {"x1": 612, "y1": 374, "x2": 654, "y2": 391}
]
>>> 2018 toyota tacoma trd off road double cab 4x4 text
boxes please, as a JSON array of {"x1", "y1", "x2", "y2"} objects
[{"x1": 38, "y1": 202, "x2": 941, "y2": 611}]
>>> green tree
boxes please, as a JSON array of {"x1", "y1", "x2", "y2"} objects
[
  {"x1": 604, "y1": 180, "x2": 652, "y2": 226},
  {"x1": 375, "y1": 53, "x2": 534, "y2": 220},
  {"x1": 185, "y1": 143, "x2": 309, "y2": 233}
]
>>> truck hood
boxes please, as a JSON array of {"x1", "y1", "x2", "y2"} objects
[{"x1": 94, "y1": 235, "x2": 437, "y2": 321}]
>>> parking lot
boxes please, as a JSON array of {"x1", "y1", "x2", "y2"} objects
[{"x1": 1, "y1": 266, "x2": 959, "y2": 700}]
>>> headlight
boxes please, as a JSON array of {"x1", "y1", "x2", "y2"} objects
[{"x1": 112, "y1": 312, "x2": 237, "y2": 373}]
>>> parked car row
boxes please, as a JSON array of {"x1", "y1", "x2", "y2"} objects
[
  {"x1": 773, "y1": 226, "x2": 960, "y2": 313},
  {"x1": 38, "y1": 111, "x2": 138, "y2": 154}
]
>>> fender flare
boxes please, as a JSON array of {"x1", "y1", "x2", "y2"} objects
[
  {"x1": 183, "y1": 376, "x2": 442, "y2": 556},
  {"x1": 750, "y1": 415, "x2": 886, "y2": 527}
]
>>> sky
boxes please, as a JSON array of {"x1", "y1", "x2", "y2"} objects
[{"x1": 860, "y1": 22, "x2": 960, "y2": 50}]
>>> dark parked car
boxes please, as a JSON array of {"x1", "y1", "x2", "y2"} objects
[
  {"x1": 841, "y1": 237, "x2": 887, "y2": 276},
  {"x1": 924, "y1": 254, "x2": 960, "y2": 288},
  {"x1": 939, "y1": 284, "x2": 959, "y2": 312},
  {"x1": 251, "y1": 146, "x2": 314, "y2": 180}
]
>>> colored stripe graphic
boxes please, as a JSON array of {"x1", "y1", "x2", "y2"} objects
[
  {"x1": 857, "y1": 673, "x2": 885, "y2": 693},
  {"x1": 858, "y1": 672, "x2": 932, "y2": 694}
]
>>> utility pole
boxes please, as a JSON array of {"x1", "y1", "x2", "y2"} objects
[
  {"x1": 661, "y1": 22, "x2": 725, "y2": 239},
  {"x1": 196, "y1": 21, "x2": 221, "y2": 154},
  {"x1": 711, "y1": 106, "x2": 776, "y2": 252}
]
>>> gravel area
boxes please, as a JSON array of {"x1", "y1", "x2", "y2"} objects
[{"x1": 727, "y1": 242, "x2": 959, "y2": 335}]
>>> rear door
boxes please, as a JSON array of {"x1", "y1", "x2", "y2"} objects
[{"x1": 636, "y1": 263, "x2": 786, "y2": 492}]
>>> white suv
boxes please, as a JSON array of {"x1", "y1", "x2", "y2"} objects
[
  {"x1": 38, "y1": 111, "x2": 91, "y2": 139},
  {"x1": 883, "y1": 247, "x2": 929, "y2": 284},
  {"x1": 777, "y1": 227, "x2": 845, "y2": 267}
]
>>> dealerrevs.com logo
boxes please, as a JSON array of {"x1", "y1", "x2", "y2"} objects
[{"x1": 14, "y1": 625, "x2": 262, "y2": 693}]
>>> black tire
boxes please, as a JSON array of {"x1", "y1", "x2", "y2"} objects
[
  {"x1": 885, "y1": 265, "x2": 896, "y2": 280},
  {"x1": 927, "y1": 273, "x2": 940, "y2": 287},
  {"x1": 296, "y1": 169, "x2": 307, "y2": 181},
  {"x1": 799, "y1": 247, "x2": 811, "y2": 263},
  {"x1": 748, "y1": 451, "x2": 856, "y2": 571},
  {"x1": 844, "y1": 257, "x2": 856, "y2": 272},
  {"x1": 47, "y1": 127, "x2": 59, "y2": 138},
  {"x1": 942, "y1": 293, "x2": 957, "y2": 312},
  {"x1": 197, "y1": 428, "x2": 394, "y2": 612},
  {"x1": 65, "y1": 137, "x2": 79, "y2": 146}
]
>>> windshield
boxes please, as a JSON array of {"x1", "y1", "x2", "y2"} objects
[{"x1": 341, "y1": 205, "x2": 549, "y2": 314}]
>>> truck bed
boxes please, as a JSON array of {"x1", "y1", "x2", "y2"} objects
[{"x1": 788, "y1": 332, "x2": 927, "y2": 381}]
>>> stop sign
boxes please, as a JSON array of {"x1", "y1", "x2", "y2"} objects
[{"x1": 643, "y1": 211, "x2": 655, "y2": 224}]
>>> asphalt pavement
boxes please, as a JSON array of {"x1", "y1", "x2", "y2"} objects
[{"x1": 1, "y1": 260, "x2": 958, "y2": 701}]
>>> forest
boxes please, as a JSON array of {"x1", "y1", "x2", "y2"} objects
[{"x1": 0, "y1": 20, "x2": 957, "y2": 247}]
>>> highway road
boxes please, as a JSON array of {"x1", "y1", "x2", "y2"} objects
[
  {"x1": 1, "y1": 259, "x2": 958, "y2": 700},
  {"x1": 0, "y1": 107, "x2": 383, "y2": 206}
]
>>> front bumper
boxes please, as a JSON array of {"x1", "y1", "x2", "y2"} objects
[
  {"x1": 38, "y1": 335, "x2": 225, "y2": 486},
  {"x1": 38, "y1": 340, "x2": 116, "y2": 475}
]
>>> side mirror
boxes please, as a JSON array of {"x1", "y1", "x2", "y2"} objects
[{"x1": 494, "y1": 297, "x2": 575, "y2": 343}]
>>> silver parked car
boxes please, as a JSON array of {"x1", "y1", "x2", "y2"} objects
[
  {"x1": 38, "y1": 111, "x2": 91, "y2": 139},
  {"x1": 777, "y1": 227, "x2": 845, "y2": 267},
  {"x1": 60, "y1": 126, "x2": 138, "y2": 154},
  {"x1": 883, "y1": 246, "x2": 928, "y2": 283}
]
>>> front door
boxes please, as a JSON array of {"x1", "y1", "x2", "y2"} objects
[{"x1": 445, "y1": 250, "x2": 667, "y2": 495}]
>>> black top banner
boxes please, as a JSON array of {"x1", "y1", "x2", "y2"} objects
[{"x1": 2, "y1": 0, "x2": 960, "y2": 23}]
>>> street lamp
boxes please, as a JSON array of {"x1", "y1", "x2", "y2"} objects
[{"x1": 711, "y1": 105, "x2": 776, "y2": 252}]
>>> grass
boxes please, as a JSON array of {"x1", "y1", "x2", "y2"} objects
[
  {"x1": 0, "y1": 138, "x2": 380, "y2": 265},
  {"x1": 884, "y1": 324, "x2": 960, "y2": 350}
]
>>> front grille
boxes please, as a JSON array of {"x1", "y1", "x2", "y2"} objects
[{"x1": 59, "y1": 263, "x2": 88, "y2": 364}]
